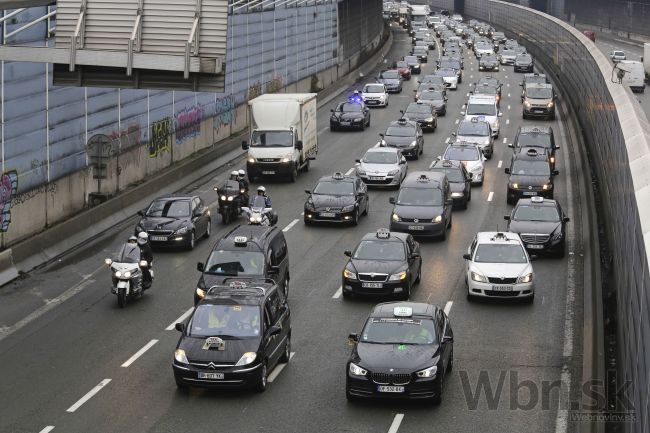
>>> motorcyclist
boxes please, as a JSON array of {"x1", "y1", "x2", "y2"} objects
[
  {"x1": 138, "y1": 232, "x2": 153, "y2": 288},
  {"x1": 238, "y1": 169, "x2": 249, "y2": 206},
  {"x1": 255, "y1": 186, "x2": 272, "y2": 207}
]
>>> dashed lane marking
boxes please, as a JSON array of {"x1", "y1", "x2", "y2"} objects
[
  {"x1": 455, "y1": 119, "x2": 460, "y2": 124},
  {"x1": 506, "y1": 119, "x2": 510, "y2": 125},
  {"x1": 283, "y1": 219, "x2": 299, "y2": 232},
  {"x1": 345, "y1": 167, "x2": 355, "y2": 175},
  {"x1": 444, "y1": 301, "x2": 453, "y2": 315},
  {"x1": 39, "y1": 427, "x2": 55, "y2": 433},
  {"x1": 166, "y1": 307, "x2": 194, "y2": 331},
  {"x1": 445, "y1": 137, "x2": 450, "y2": 144},
  {"x1": 388, "y1": 414, "x2": 405, "y2": 433},
  {"x1": 268, "y1": 352, "x2": 296, "y2": 382},
  {"x1": 121, "y1": 339, "x2": 159, "y2": 368},
  {"x1": 333, "y1": 286, "x2": 343, "y2": 299},
  {"x1": 487, "y1": 191, "x2": 494, "y2": 202},
  {"x1": 66, "y1": 379, "x2": 112, "y2": 413},
  {"x1": 503, "y1": 137, "x2": 507, "y2": 144},
  {"x1": 498, "y1": 160, "x2": 503, "y2": 168}
]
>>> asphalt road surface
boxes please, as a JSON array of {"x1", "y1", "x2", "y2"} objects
[{"x1": 0, "y1": 26, "x2": 583, "y2": 433}]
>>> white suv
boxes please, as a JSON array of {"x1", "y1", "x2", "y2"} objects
[
  {"x1": 464, "y1": 231, "x2": 536, "y2": 302},
  {"x1": 362, "y1": 83, "x2": 389, "y2": 107}
]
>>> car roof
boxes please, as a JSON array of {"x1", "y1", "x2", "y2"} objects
[
  {"x1": 468, "y1": 94, "x2": 497, "y2": 103},
  {"x1": 430, "y1": 159, "x2": 463, "y2": 170},
  {"x1": 512, "y1": 147, "x2": 550, "y2": 161},
  {"x1": 515, "y1": 197, "x2": 558, "y2": 207},
  {"x1": 318, "y1": 172, "x2": 356, "y2": 183},
  {"x1": 360, "y1": 230, "x2": 409, "y2": 242},
  {"x1": 402, "y1": 171, "x2": 446, "y2": 187},
  {"x1": 215, "y1": 225, "x2": 278, "y2": 252},
  {"x1": 202, "y1": 279, "x2": 278, "y2": 304},
  {"x1": 475, "y1": 231, "x2": 523, "y2": 244},
  {"x1": 518, "y1": 125, "x2": 553, "y2": 134},
  {"x1": 526, "y1": 83, "x2": 553, "y2": 90},
  {"x1": 388, "y1": 119, "x2": 418, "y2": 128},
  {"x1": 370, "y1": 302, "x2": 436, "y2": 318},
  {"x1": 152, "y1": 194, "x2": 194, "y2": 201},
  {"x1": 365, "y1": 146, "x2": 400, "y2": 154}
]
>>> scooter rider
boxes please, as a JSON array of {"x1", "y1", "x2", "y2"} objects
[
  {"x1": 255, "y1": 186, "x2": 272, "y2": 207},
  {"x1": 138, "y1": 232, "x2": 153, "y2": 288},
  {"x1": 238, "y1": 169, "x2": 249, "y2": 205}
]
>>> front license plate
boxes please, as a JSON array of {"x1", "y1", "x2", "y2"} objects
[
  {"x1": 527, "y1": 244, "x2": 544, "y2": 249},
  {"x1": 522, "y1": 191, "x2": 537, "y2": 196},
  {"x1": 340, "y1": 121, "x2": 350, "y2": 126},
  {"x1": 377, "y1": 385, "x2": 405, "y2": 393},
  {"x1": 370, "y1": 176, "x2": 384, "y2": 180},
  {"x1": 319, "y1": 212, "x2": 336, "y2": 217},
  {"x1": 408, "y1": 225, "x2": 424, "y2": 230},
  {"x1": 198, "y1": 372, "x2": 224, "y2": 380},
  {"x1": 362, "y1": 282, "x2": 383, "y2": 289},
  {"x1": 150, "y1": 236, "x2": 167, "y2": 241},
  {"x1": 262, "y1": 170, "x2": 275, "y2": 175},
  {"x1": 491, "y1": 285, "x2": 513, "y2": 291}
]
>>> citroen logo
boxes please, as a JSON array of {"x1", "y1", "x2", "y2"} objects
[
  {"x1": 370, "y1": 272, "x2": 376, "y2": 277},
  {"x1": 414, "y1": 218, "x2": 419, "y2": 223},
  {"x1": 207, "y1": 362, "x2": 218, "y2": 370}
]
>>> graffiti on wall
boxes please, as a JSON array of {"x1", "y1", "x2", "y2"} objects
[
  {"x1": 0, "y1": 171, "x2": 18, "y2": 232},
  {"x1": 248, "y1": 82, "x2": 263, "y2": 101},
  {"x1": 214, "y1": 95, "x2": 236, "y2": 135},
  {"x1": 108, "y1": 122, "x2": 142, "y2": 150},
  {"x1": 149, "y1": 117, "x2": 172, "y2": 157},
  {"x1": 11, "y1": 181, "x2": 57, "y2": 207},
  {"x1": 175, "y1": 105, "x2": 203, "y2": 144}
]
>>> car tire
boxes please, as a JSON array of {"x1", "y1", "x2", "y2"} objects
[
  {"x1": 363, "y1": 200, "x2": 369, "y2": 216},
  {"x1": 420, "y1": 144, "x2": 424, "y2": 155},
  {"x1": 448, "y1": 215, "x2": 452, "y2": 229},
  {"x1": 468, "y1": 189, "x2": 472, "y2": 202},
  {"x1": 304, "y1": 217, "x2": 312, "y2": 226},
  {"x1": 117, "y1": 286, "x2": 127, "y2": 308},
  {"x1": 447, "y1": 346, "x2": 454, "y2": 372},
  {"x1": 187, "y1": 230, "x2": 196, "y2": 251},
  {"x1": 289, "y1": 164, "x2": 298, "y2": 183},
  {"x1": 467, "y1": 290, "x2": 474, "y2": 302},
  {"x1": 462, "y1": 198, "x2": 469, "y2": 210},
  {"x1": 222, "y1": 211, "x2": 230, "y2": 225},
  {"x1": 204, "y1": 219, "x2": 212, "y2": 239},
  {"x1": 342, "y1": 290, "x2": 352, "y2": 300},
  {"x1": 303, "y1": 158, "x2": 310, "y2": 172},
  {"x1": 279, "y1": 334, "x2": 291, "y2": 363},
  {"x1": 556, "y1": 241, "x2": 566, "y2": 258},
  {"x1": 352, "y1": 207, "x2": 360, "y2": 226},
  {"x1": 432, "y1": 365, "x2": 445, "y2": 405},
  {"x1": 283, "y1": 275, "x2": 290, "y2": 297},
  {"x1": 526, "y1": 293, "x2": 535, "y2": 304},
  {"x1": 401, "y1": 283, "x2": 411, "y2": 300},
  {"x1": 414, "y1": 149, "x2": 420, "y2": 160},
  {"x1": 256, "y1": 361, "x2": 268, "y2": 392},
  {"x1": 440, "y1": 226, "x2": 446, "y2": 241}
]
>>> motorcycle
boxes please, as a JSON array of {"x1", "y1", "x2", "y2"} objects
[
  {"x1": 104, "y1": 243, "x2": 154, "y2": 308},
  {"x1": 214, "y1": 179, "x2": 245, "y2": 224},
  {"x1": 241, "y1": 195, "x2": 278, "y2": 226}
]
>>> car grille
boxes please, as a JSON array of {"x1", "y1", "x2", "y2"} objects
[
  {"x1": 371, "y1": 373, "x2": 412, "y2": 385},
  {"x1": 484, "y1": 290, "x2": 520, "y2": 297},
  {"x1": 358, "y1": 273, "x2": 388, "y2": 282},
  {"x1": 520, "y1": 234, "x2": 550, "y2": 244},
  {"x1": 147, "y1": 230, "x2": 173, "y2": 236},
  {"x1": 487, "y1": 277, "x2": 518, "y2": 284},
  {"x1": 364, "y1": 178, "x2": 393, "y2": 185},
  {"x1": 188, "y1": 361, "x2": 235, "y2": 370},
  {"x1": 316, "y1": 207, "x2": 342, "y2": 212},
  {"x1": 400, "y1": 217, "x2": 429, "y2": 223},
  {"x1": 258, "y1": 158, "x2": 281, "y2": 162}
]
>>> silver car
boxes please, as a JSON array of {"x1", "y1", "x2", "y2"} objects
[
  {"x1": 499, "y1": 49, "x2": 517, "y2": 65},
  {"x1": 454, "y1": 118, "x2": 494, "y2": 159},
  {"x1": 356, "y1": 147, "x2": 407, "y2": 188},
  {"x1": 609, "y1": 50, "x2": 626, "y2": 62}
]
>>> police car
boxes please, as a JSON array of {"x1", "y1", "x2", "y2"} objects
[
  {"x1": 505, "y1": 147, "x2": 558, "y2": 204},
  {"x1": 304, "y1": 172, "x2": 369, "y2": 225},
  {"x1": 342, "y1": 229, "x2": 422, "y2": 299},
  {"x1": 463, "y1": 231, "x2": 536, "y2": 301},
  {"x1": 346, "y1": 303, "x2": 453, "y2": 403}
]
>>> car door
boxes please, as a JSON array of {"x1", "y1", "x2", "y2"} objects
[
  {"x1": 190, "y1": 198, "x2": 204, "y2": 235},
  {"x1": 266, "y1": 290, "x2": 288, "y2": 368},
  {"x1": 406, "y1": 235, "x2": 422, "y2": 283},
  {"x1": 355, "y1": 178, "x2": 368, "y2": 212},
  {"x1": 196, "y1": 197, "x2": 209, "y2": 235},
  {"x1": 438, "y1": 310, "x2": 453, "y2": 370},
  {"x1": 466, "y1": 237, "x2": 477, "y2": 274}
]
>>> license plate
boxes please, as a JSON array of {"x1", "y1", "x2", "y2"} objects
[
  {"x1": 377, "y1": 385, "x2": 405, "y2": 393},
  {"x1": 198, "y1": 372, "x2": 224, "y2": 380},
  {"x1": 367, "y1": 101, "x2": 379, "y2": 105},
  {"x1": 533, "y1": 109, "x2": 544, "y2": 113},
  {"x1": 491, "y1": 285, "x2": 513, "y2": 291},
  {"x1": 340, "y1": 121, "x2": 350, "y2": 126},
  {"x1": 408, "y1": 225, "x2": 424, "y2": 230},
  {"x1": 262, "y1": 170, "x2": 275, "y2": 175},
  {"x1": 527, "y1": 244, "x2": 544, "y2": 249},
  {"x1": 523, "y1": 191, "x2": 537, "y2": 196},
  {"x1": 150, "y1": 236, "x2": 167, "y2": 241},
  {"x1": 319, "y1": 212, "x2": 336, "y2": 217},
  {"x1": 370, "y1": 176, "x2": 384, "y2": 180},
  {"x1": 362, "y1": 282, "x2": 383, "y2": 288}
]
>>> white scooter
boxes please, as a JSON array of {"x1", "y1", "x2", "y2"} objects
[
  {"x1": 241, "y1": 195, "x2": 277, "y2": 226},
  {"x1": 105, "y1": 243, "x2": 154, "y2": 308}
]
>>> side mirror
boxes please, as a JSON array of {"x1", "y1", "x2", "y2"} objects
[
  {"x1": 175, "y1": 322, "x2": 185, "y2": 332},
  {"x1": 529, "y1": 255, "x2": 538, "y2": 261},
  {"x1": 267, "y1": 325, "x2": 282, "y2": 337},
  {"x1": 504, "y1": 167, "x2": 510, "y2": 174},
  {"x1": 137, "y1": 210, "x2": 144, "y2": 216},
  {"x1": 355, "y1": 159, "x2": 361, "y2": 163},
  {"x1": 564, "y1": 216, "x2": 570, "y2": 222},
  {"x1": 442, "y1": 335, "x2": 454, "y2": 344},
  {"x1": 507, "y1": 143, "x2": 514, "y2": 148},
  {"x1": 519, "y1": 83, "x2": 523, "y2": 87},
  {"x1": 379, "y1": 133, "x2": 385, "y2": 138},
  {"x1": 267, "y1": 265, "x2": 280, "y2": 275},
  {"x1": 305, "y1": 189, "x2": 311, "y2": 194},
  {"x1": 242, "y1": 140, "x2": 249, "y2": 150},
  {"x1": 552, "y1": 170, "x2": 559, "y2": 176},
  {"x1": 462, "y1": 253, "x2": 471, "y2": 260},
  {"x1": 295, "y1": 140, "x2": 303, "y2": 151},
  {"x1": 193, "y1": 208, "x2": 203, "y2": 218},
  {"x1": 389, "y1": 197, "x2": 396, "y2": 204},
  {"x1": 330, "y1": 109, "x2": 335, "y2": 113},
  {"x1": 344, "y1": 250, "x2": 352, "y2": 257},
  {"x1": 197, "y1": 262, "x2": 205, "y2": 272},
  {"x1": 400, "y1": 158, "x2": 406, "y2": 165},
  {"x1": 504, "y1": 215, "x2": 511, "y2": 220},
  {"x1": 348, "y1": 333, "x2": 359, "y2": 343}
]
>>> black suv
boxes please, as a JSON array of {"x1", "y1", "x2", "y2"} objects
[
  {"x1": 330, "y1": 101, "x2": 371, "y2": 131},
  {"x1": 504, "y1": 196, "x2": 570, "y2": 257},
  {"x1": 429, "y1": 159, "x2": 472, "y2": 209},
  {"x1": 195, "y1": 225, "x2": 290, "y2": 304},
  {"x1": 304, "y1": 172, "x2": 369, "y2": 225},
  {"x1": 511, "y1": 126, "x2": 559, "y2": 169},
  {"x1": 514, "y1": 53, "x2": 534, "y2": 72},
  {"x1": 505, "y1": 148, "x2": 559, "y2": 204},
  {"x1": 173, "y1": 280, "x2": 291, "y2": 392}
]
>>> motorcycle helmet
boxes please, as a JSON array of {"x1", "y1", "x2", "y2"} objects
[
  {"x1": 257, "y1": 186, "x2": 266, "y2": 194},
  {"x1": 137, "y1": 232, "x2": 149, "y2": 245},
  {"x1": 238, "y1": 169, "x2": 246, "y2": 177},
  {"x1": 128, "y1": 235, "x2": 138, "y2": 244},
  {"x1": 230, "y1": 170, "x2": 239, "y2": 177}
]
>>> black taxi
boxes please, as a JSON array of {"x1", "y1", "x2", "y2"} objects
[
  {"x1": 505, "y1": 147, "x2": 558, "y2": 204},
  {"x1": 429, "y1": 159, "x2": 471, "y2": 209},
  {"x1": 304, "y1": 172, "x2": 369, "y2": 225},
  {"x1": 511, "y1": 126, "x2": 559, "y2": 170}
]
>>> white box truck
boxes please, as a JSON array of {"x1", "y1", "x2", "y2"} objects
[
  {"x1": 618, "y1": 60, "x2": 646, "y2": 93},
  {"x1": 643, "y1": 42, "x2": 650, "y2": 81},
  {"x1": 242, "y1": 93, "x2": 318, "y2": 182}
]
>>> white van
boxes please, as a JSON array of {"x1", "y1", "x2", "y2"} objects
[
  {"x1": 618, "y1": 60, "x2": 645, "y2": 93},
  {"x1": 463, "y1": 95, "x2": 502, "y2": 137}
]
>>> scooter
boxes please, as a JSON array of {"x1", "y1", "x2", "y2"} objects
[{"x1": 214, "y1": 180, "x2": 244, "y2": 224}]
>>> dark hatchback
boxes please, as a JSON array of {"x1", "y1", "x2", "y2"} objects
[
  {"x1": 136, "y1": 194, "x2": 211, "y2": 250},
  {"x1": 514, "y1": 53, "x2": 534, "y2": 72},
  {"x1": 403, "y1": 55, "x2": 422, "y2": 74},
  {"x1": 342, "y1": 229, "x2": 422, "y2": 299},
  {"x1": 346, "y1": 302, "x2": 453, "y2": 403},
  {"x1": 505, "y1": 148, "x2": 559, "y2": 204},
  {"x1": 376, "y1": 70, "x2": 403, "y2": 93},
  {"x1": 505, "y1": 196, "x2": 569, "y2": 257},
  {"x1": 304, "y1": 172, "x2": 369, "y2": 225},
  {"x1": 479, "y1": 54, "x2": 500, "y2": 71},
  {"x1": 402, "y1": 102, "x2": 437, "y2": 132},
  {"x1": 417, "y1": 89, "x2": 447, "y2": 116},
  {"x1": 511, "y1": 125, "x2": 559, "y2": 169},
  {"x1": 172, "y1": 281, "x2": 290, "y2": 392},
  {"x1": 429, "y1": 159, "x2": 471, "y2": 209},
  {"x1": 379, "y1": 119, "x2": 424, "y2": 159},
  {"x1": 330, "y1": 102, "x2": 370, "y2": 131}
]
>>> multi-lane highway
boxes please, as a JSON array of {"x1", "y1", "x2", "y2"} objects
[{"x1": 0, "y1": 26, "x2": 583, "y2": 433}]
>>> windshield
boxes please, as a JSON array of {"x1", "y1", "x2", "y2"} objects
[
  {"x1": 406, "y1": 104, "x2": 432, "y2": 114},
  {"x1": 422, "y1": 76, "x2": 444, "y2": 85},
  {"x1": 364, "y1": 84, "x2": 385, "y2": 93},
  {"x1": 421, "y1": 91, "x2": 444, "y2": 100},
  {"x1": 361, "y1": 318, "x2": 437, "y2": 345},
  {"x1": 517, "y1": 133, "x2": 552, "y2": 148},
  {"x1": 204, "y1": 250, "x2": 265, "y2": 276},
  {"x1": 478, "y1": 78, "x2": 499, "y2": 87},
  {"x1": 363, "y1": 152, "x2": 398, "y2": 164},
  {"x1": 381, "y1": 70, "x2": 400, "y2": 79},
  {"x1": 404, "y1": 56, "x2": 418, "y2": 63},
  {"x1": 338, "y1": 102, "x2": 363, "y2": 112},
  {"x1": 397, "y1": 187, "x2": 442, "y2": 206},
  {"x1": 248, "y1": 195, "x2": 268, "y2": 208},
  {"x1": 481, "y1": 56, "x2": 497, "y2": 62},
  {"x1": 118, "y1": 243, "x2": 141, "y2": 263},
  {"x1": 527, "y1": 88, "x2": 553, "y2": 99},
  {"x1": 313, "y1": 181, "x2": 354, "y2": 195},
  {"x1": 251, "y1": 130, "x2": 293, "y2": 148},
  {"x1": 439, "y1": 60, "x2": 460, "y2": 69},
  {"x1": 458, "y1": 121, "x2": 490, "y2": 136},
  {"x1": 353, "y1": 240, "x2": 405, "y2": 260},
  {"x1": 386, "y1": 126, "x2": 415, "y2": 137},
  {"x1": 437, "y1": 68, "x2": 456, "y2": 76},
  {"x1": 445, "y1": 146, "x2": 480, "y2": 161},
  {"x1": 517, "y1": 55, "x2": 532, "y2": 62},
  {"x1": 511, "y1": 160, "x2": 551, "y2": 176},
  {"x1": 189, "y1": 304, "x2": 261, "y2": 338},
  {"x1": 514, "y1": 205, "x2": 560, "y2": 222},
  {"x1": 431, "y1": 167, "x2": 463, "y2": 182},
  {"x1": 466, "y1": 102, "x2": 496, "y2": 116},
  {"x1": 525, "y1": 77, "x2": 546, "y2": 85},
  {"x1": 146, "y1": 199, "x2": 190, "y2": 218},
  {"x1": 396, "y1": 61, "x2": 408, "y2": 68},
  {"x1": 474, "y1": 244, "x2": 528, "y2": 263},
  {"x1": 502, "y1": 50, "x2": 516, "y2": 56},
  {"x1": 413, "y1": 47, "x2": 428, "y2": 53},
  {"x1": 475, "y1": 87, "x2": 498, "y2": 96}
]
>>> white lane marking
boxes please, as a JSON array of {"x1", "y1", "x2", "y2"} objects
[
  {"x1": 498, "y1": 160, "x2": 503, "y2": 168},
  {"x1": 333, "y1": 286, "x2": 343, "y2": 299},
  {"x1": 444, "y1": 301, "x2": 453, "y2": 315},
  {"x1": 507, "y1": 83, "x2": 510, "y2": 87},
  {"x1": 283, "y1": 218, "x2": 299, "y2": 232},
  {"x1": 455, "y1": 119, "x2": 459, "y2": 124},
  {"x1": 373, "y1": 142, "x2": 381, "y2": 148},
  {"x1": 317, "y1": 126, "x2": 329, "y2": 136},
  {"x1": 445, "y1": 137, "x2": 450, "y2": 144},
  {"x1": 507, "y1": 93, "x2": 511, "y2": 98},
  {"x1": 505, "y1": 75, "x2": 508, "y2": 79},
  {"x1": 121, "y1": 339, "x2": 159, "y2": 368},
  {"x1": 388, "y1": 414, "x2": 405, "y2": 433},
  {"x1": 469, "y1": 74, "x2": 473, "y2": 79},
  {"x1": 268, "y1": 352, "x2": 296, "y2": 382},
  {"x1": 66, "y1": 379, "x2": 112, "y2": 413},
  {"x1": 507, "y1": 104, "x2": 511, "y2": 110},
  {"x1": 487, "y1": 191, "x2": 494, "y2": 202},
  {"x1": 300, "y1": 212, "x2": 304, "y2": 216},
  {"x1": 466, "y1": 92, "x2": 470, "y2": 97},
  {"x1": 345, "y1": 167, "x2": 355, "y2": 175},
  {"x1": 0, "y1": 264, "x2": 103, "y2": 342},
  {"x1": 506, "y1": 119, "x2": 510, "y2": 125},
  {"x1": 39, "y1": 427, "x2": 55, "y2": 433},
  {"x1": 166, "y1": 307, "x2": 194, "y2": 331},
  {"x1": 503, "y1": 137, "x2": 507, "y2": 144}
]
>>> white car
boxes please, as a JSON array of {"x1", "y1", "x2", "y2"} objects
[
  {"x1": 464, "y1": 231, "x2": 535, "y2": 301},
  {"x1": 463, "y1": 94, "x2": 501, "y2": 137},
  {"x1": 355, "y1": 147, "x2": 407, "y2": 188},
  {"x1": 442, "y1": 142, "x2": 485, "y2": 185},
  {"x1": 499, "y1": 49, "x2": 517, "y2": 65},
  {"x1": 609, "y1": 50, "x2": 626, "y2": 62},
  {"x1": 454, "y1": 117, "x2": 494, "y2": 159},
  {"x1": 362, "y1": 83, "x2": 389, "y2": 107},
  {"x1": 435, "y1": 68, "x2": 459, "y2": 89}
]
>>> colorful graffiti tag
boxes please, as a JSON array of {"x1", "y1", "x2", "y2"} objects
[
  {"x1": 175, "y1": 105, "x2": 203, "y2": 144},
  {"x1": 108, "y1": 122, "x2": 142, "y2": 150},
  {"x1": 214, "y1": 95, "x2": 236, "y2": 135},
  {"x1": 149, "y1": 117, "x2": 172, "y2": 157},
  {"x1": 0, "y1": 171, "x2": 18, "y2": 232}
]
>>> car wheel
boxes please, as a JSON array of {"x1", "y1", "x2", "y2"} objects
[
  {"x1": 352, "y1": 207, "x2": 360, "y2": 226},
  {"x1": 279, "y1": 334, "x2": 291, "y2": 363},
  {"x1": 447, "y1": 346, "x2": 454, "y2": 372},
  {"x1": 526, "y1": 293, "x2": 535, "y2": 304},
  {"x1": 463, "y1": 198, "x2": 469, "y2": 210},
  {"x1": 175, "y1": 378, "x2": 189, "y2": 391},
  {"x1": 432, "y1": 365, "x2": 445, "y2": 405},
  {"x1": 304, "y1": 217, "x2": 312, "y2": 226},
  {"x1": 440, "y1": 226, "x2": 447, "y2": 241},
  {"x1": 420, "y1": 143, "x2": 424, "y2": 155},
  {"x1": 468, "y1": 189, "x2": 472, "y2": 202},
  {"x1": 204, "y1": 219, "x2": 212, "y2": 238},
  {"x1": 360, "y1": 122, "x2": 365, "y2": 131},
  {"x1": 289, "y1": 164, "x2": 298, "y2": 182},
  {"x1": 363, "y1": 200, "x2": 369, "y2": 216},
  {"x1": 187, "y1": 230, "x2": 196, "y2": 250},
  {"x1": 117, "y1": 286, "x2": 127, "y2": 308},
  {"x1": 556, "y1": 241, "x2": 566, "y2": 258},
  {"x1": 283, "y1": 275, "x2": 290, "y2": 297},
  {"x1": 303, "y1": 158, "x2": 310, "y2": 172},
  {"x1": 256, "y1": 361, "x2": 268, "y2": 392},
  {"x1": 448, "y1": 215, "x2": 452, "y2": 228}
]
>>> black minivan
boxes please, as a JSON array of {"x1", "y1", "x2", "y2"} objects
[{"x1": 195, "y1": 225, "x2": 290, "y2": 305}]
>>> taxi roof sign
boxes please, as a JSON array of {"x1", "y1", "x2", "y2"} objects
[
  {"x1": 417, "y1": 174, "x2": 430, "y2": 182},
  {"x1": 234, "y1": 236, "x2": 248, "y2": 245},
  {"x1": 332, "y1": 172, "x2": 345, "y2": 180},
  {"x1": 530, "y1": 196, "x2": 544, "y2": 203},
  {"x1": 394, "y1": 306, "x2": 413, "y2": 317},
  {"x1": 526, "y1": 148, "x2": 539, "y2": 156},
  {"x1": 376, "y1": 228, "x2": 391, "y2": 239}
]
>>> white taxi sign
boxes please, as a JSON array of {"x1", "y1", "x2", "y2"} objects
[{"x1": 393, "y1": 306, "x2": 413, "y2": 317}]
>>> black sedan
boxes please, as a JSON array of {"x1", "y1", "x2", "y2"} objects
[
  {"x1": 346, "y1": 302, "x2": 453, "y2": 403},
  {"x1": 403, "y1": 55, "x2": 422, "y2": 74},
  {"x1": 379, "y1": 119, "x2": 424, "y2": 159},
  {"x1": 330, "y1": 102, "x2": 370, "y2": 131},
  {"x1": 402, "y1": 102, "x2": 437, "y2": 132},
  {"x1": 342, "y1": 229, "x2": 422, "y2": 299},
  {"x1": 135, "y1": 194, "x2": 211, "y2": 250},
  {"x1": 429, "y1": 159, "x2": 471, "y2": 209},
  {"x1": 304, "y1": 172, "x2": 369, "y2": 225},
  {"x1": 514, "y1": 53, "x2": 534, "y2": 72},
  {"x1": 417, "y1": 89, "x2": 447, "y2": 116},
  {"x1": 478, "y1": 54, "x2": 500, "y2": 71},
  {"x1": 505, "y1": 196, "x2": 569, "y2": 257}
]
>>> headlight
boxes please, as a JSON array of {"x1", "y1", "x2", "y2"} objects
[
  {"x1": 343, "y1": 269, "x2": 357, "y2": 280},
  {"x1": 388, "y1": 169, "x2": 400, "y2": 176},
  {"x1": 550, "y1": 156, "x2": 555, "y2": 163},
  {"x1": 357, "y1": 169, "x2": 366, "y2": 175},
  {"x1": 220, "y1": 195, "x2": 227, "y2": 201},
  {"x1": 433, "y1": 215, "x2": 442, "y2": 223},
  {"x1": 250, "y1": 215, "x2": 262, "y2": 223},
  {"x1": 542, "y1": 183, "x2": 552, "y2": 190},
  {"x1": 524, "y1": 101, "x2": 531, "y2": 108},
  {"x1": 235, "y1": 352, "x2": 257, "y2": 366},
  {"x1": 471, "y1": 271, "x2": 488, "y2": 282},
  {"x1": 392, "y1": 212, "x2": 401, "y2": 222},
  {"x1": 342, "y1": 204, "x2": 355, "y2": 212},
  {"x1": 281, "y1": 155, "x2": 292, "y2": 163},
  {"x1": 174, "y1": 349, "x2": 189, "y2": 364},
  {"x1": 123, "y1": 271, "x2": 132, "y2": 278},
  {"x1": 425, "y1": 117, "x2": 435, "y2": 122},
  {"x1": 248, "y1": 157, "x2": 255, "y2": 164},
  {"x1": 349, "y1": 363, "x2": 368, "y2": 376},
  {"x1": 551, "y1": 230, "x2": 564, "y2": 242},
  {"x1": 227, "y1": 196, "x2": 234, "y2": 202},
  {"x1": 410, "y1": 140, "x2": 417, "y2": 147},
  {"x1": 389, "y1": 271, "x2": 407, "y2": 281},
  {"x1": 547, "y1": 102, "x2": 554, "y2": 108},
  {"x1": 196, "y1": 287, "x2": 206, "y2": 299},
  {"x1": 139, "y1": 260, "x2": 148, "y2": 267},
  {"x1": 305, "y1": 198, "x2": 315, "y2": 210},
  {"x1": 175, "y1": 226, "x2": 188, "y2": 235},
  {"x1": 517, "y1": 273, "x2": 533, "y2": 283},
  {"x1": 416, "y1": 365, "x2": 438, "y2": 378},
  {"x1": 451, "y1": 192, "x2": 463, "y2": 197},
  {"x1": 510, "y1": 183, "x2": 519, "y2": 189},
  {"x1": 115, "y1": 270, "x2": 122, "y2": 278}
]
